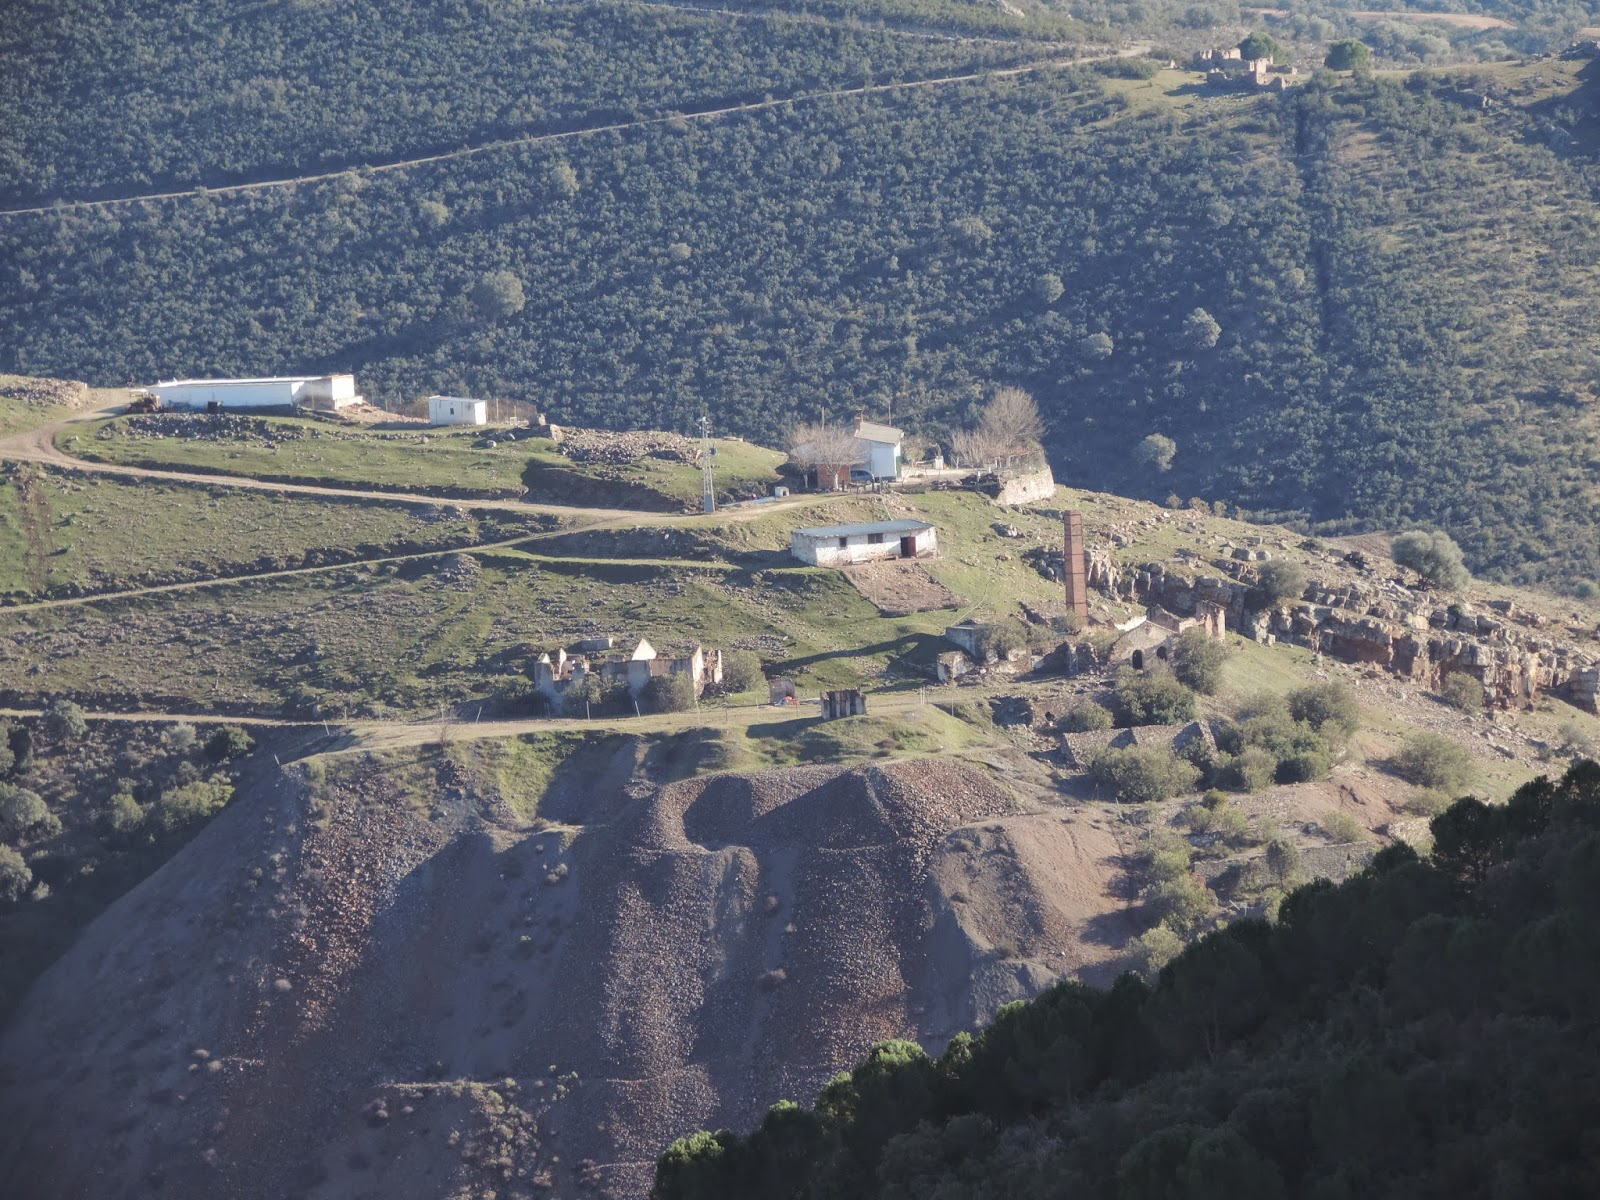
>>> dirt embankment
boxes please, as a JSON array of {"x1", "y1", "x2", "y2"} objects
[{"x1": 0, "y1": 744, "x2": 1129, "y2": 1200}]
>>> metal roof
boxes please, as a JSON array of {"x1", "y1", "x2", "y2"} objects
[
  {"x1": 151, "y1": 376, "x2": 333, "y2": 387},
  {"x1": 793, "y1": 519, "x2": 933, "y2": 539},
  {"x1": 853, "y1": 420, "x2": 903, "y2": 444}
]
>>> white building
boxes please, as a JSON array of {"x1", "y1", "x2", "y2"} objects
[
  {"x1": 790, "y1": 519, "x2": 936, "y2": 566},
  {"x1": 852, "y1": 417, "x2": 903, "y2": 480},
  {"x1": 146, "y1": 374, "x2": 359, "y2": 411},
  {"x1": 427, "y1": 396, "x2": 488, "y2": 426}
]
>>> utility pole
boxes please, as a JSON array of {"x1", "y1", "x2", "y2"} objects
[{"x1": 700, "y1": 412, "x2": 716, "y2": 514}]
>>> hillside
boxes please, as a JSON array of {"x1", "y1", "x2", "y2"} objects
[
  {"x1": 4, "y1": 34, "x2": 1600, "y2": 581},
  {"x1": 0, "y1": 742, "x2": 1130, "y2": 1199},
  {"x1": 5, "y1": 382, "x2": 1600, "y2": 1196}
]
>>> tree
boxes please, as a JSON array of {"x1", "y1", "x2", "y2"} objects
[
  {"x1": 1392, "y1": 530, "x2": 1470, "y2": 590},
  {"x1": 1326, "y1": 39, "x2": 1372, "y2": 70},
  {"x1": 644, "y1": 672, "x2": 698, "y2": 714},
  {"x1": 470, "y1": 270, "x2": 527, "y2": 321},
  {"x1": 1170, "y1": 628, "x2": 1228, "y2": 694},
  {"x1": 1080, "y1": 331, "x2": 1114, "y2": 360},
  {"x1": 205, "y1": 725, "x2": 254, "y2": 762},
  {"x1": 720, "y1": 650, "x2": 763, "y2": 694},
  {"x1": 1034, "y1": 272, "x2": 1064, "y2": 304},
  {"x1": 1254, "y1": 560, "x2": 1307, "y2": 607},
  {"x1": 0, "y1": 845, "x2": 31, "y2": 902},
  {"x1": 1237, "y1": 32, "x2": 1283, "y2": 61},
  {"x1": 43, "y1": 699, "x2": 87, "y2": 743},
  {"x1": 0, "y1": 785, "x2": 55, "y2": 837},
  {"x1": 788, "y1": 421, "x2": 863, "y2": 489},
  {"x1": 1136, "y1": 433, "x2": 1177, "y2": 472},
  {"x1": 1264, "y1": 838, "x2": 1302, "y2": 886},
  {"x1": 1288, "y1": 682, "x2": 1361, "y2": 744},
  {"x1": 951, "y1": 386, "x2": 1046, "y2": 472},
  {"x1": 1183, "y1": 307, "x2": 1222, "y2": 351}
]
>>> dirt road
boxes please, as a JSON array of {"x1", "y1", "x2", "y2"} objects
[
  {"x1": 0, "y1": 406, "x2": 836, "y2": 527},
  {"x1": 0, "y1": 47, "x2": 1139, "y2": 219}
]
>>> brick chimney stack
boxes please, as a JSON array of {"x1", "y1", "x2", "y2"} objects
[{"x1": 1063, "y1": 510, "x2": 1089, "y2": 618}]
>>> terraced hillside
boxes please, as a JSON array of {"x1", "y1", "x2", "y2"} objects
[{"x1": 4, "y1": 1, "x2": 1600, "y2": 581}]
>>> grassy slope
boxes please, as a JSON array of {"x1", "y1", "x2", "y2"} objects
[
  {"x1": 0, "y1": 466, "x2": 540, "y2": 599},
  {"x1": 65, "y1": 415, "x2": 784, "y2": 506}
]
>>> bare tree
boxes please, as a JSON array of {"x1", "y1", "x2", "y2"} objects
[
  {"x1": 951, "y1": 387, "x2": 1046, "y2": 472},
  {"x1": 788, "y1": 421, "x2": 864, "y2": 490}
]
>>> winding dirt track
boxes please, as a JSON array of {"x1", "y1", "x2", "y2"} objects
[{"x1": 0, "y1": 47, "x2": 1138, "y2": 219}]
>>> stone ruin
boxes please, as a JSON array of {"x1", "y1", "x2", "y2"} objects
[{"x1": 1115, "y1": 558, "x2": 1600, "y2": 712}]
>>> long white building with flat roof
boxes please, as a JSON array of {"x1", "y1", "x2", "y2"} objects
[{"x1": 146, "y1": 374, "x2": 359, "y2": 411}]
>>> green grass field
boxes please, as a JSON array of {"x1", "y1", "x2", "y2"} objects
[
  {"x1": 0, "y1": 466, "x2": 544, "y2": 600},
  {"x1": 62, "y1": 414, "x2": 785, "y2": 507}
]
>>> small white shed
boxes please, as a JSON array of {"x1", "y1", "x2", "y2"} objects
[
  {"x1": 427, "y1": 396, "x2": 488, "y2": 426},
  {"x1": 790, "y1": 519, "x2": 936, "y2": 566}
]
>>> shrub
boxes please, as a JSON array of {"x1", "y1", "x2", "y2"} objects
[
  {"x1": 0, "y1": 845, "x2": 31, "y2": 902},
  {"x1": 1392, "y1": 530, "x2": 1470, "y2": 590},
  {"x1": 980, "y1": 620, "x2": 1029, "y2": 663},
  {"x1": 0, "y1": 785, "x2": 57, "y2": 837},
  {"x1": 106, "y1": 791, "x2": 144, "y2": 835},
  {"x1": 1275, "y1": 743, "x2": 1332, "y2": 784},
  {"x1": 1219, "y1": 747, "x2": 1277, "y2": 793},
  {"x1": 1391, "y1": 732, "x2": 1475, "y2": 793},
  {"x1": 1113, "y1": 669, "x2": 1196, "y2": 727},
  {"x1": 1148, "y1": 874, "x2": 1212, "y2": 935},
  {"x1": 44, "y1": 699, "x2": 87, "y2": 742},
  {"x1": 1558, "y1": 717, "x2": 1597, "y2": 758},
  {"x1": 163, "y1": 722, "x2": 197, "y2": 753},
  {"x1": 1169, "y1": 628, "x2": 1228, "y2": 695},
  {"x1": 0, "y1": 723, "x2": 12, "y2": 776},
  {"x1": 1320, "y1": 811, "x2": 1367, "y2": 844},
  {"x1": 1062, "y1": 700, "x2": 1114, "y2": 732},
  {"x1": 1254, "y1": 560, "x2": 1307, "y2": 607},
  {"x1": 1326, "y1": 38, "x2": 1372, "y2": 70},
  {"x1": 644, "y1": 672, "x2": 698, "y2": 714},
  {"x1": 1438, "y1": 672, "x2": 1484, "y2": 712},
  {"x1": 150, "y1": 779, "x2": 234, "y2": 834},
  {"x1": 205, "y1": 726, "x2": 255, "y2": 762},
  {"x1": 1288, "y1": 682, "x2": 1361, "y2": 743},
  {"x1": 1148, "y1": 846, "x2": 1193, "y2": 884},
  {"x1": 1132, "y1": 924, "x2": 1184, "y2": 981},
  {"x1": 1403, "y1": 788, "x2": 1452, "y2": 817},
  {"x1": 720, "y1": 650, "x2": 764, "y2": 694},
  {"x1": 1089, "y1": 746, "x2": 1201, "y2": 804}
]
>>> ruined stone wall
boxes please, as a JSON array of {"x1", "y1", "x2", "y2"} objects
[{"x1": 993, "y1": 467, "x2": 1057, "y2": 507}]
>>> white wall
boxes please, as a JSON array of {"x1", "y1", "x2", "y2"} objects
[
  {"x1": 150, "y1": 380, "x2": 302, "y2": 410},
  {"x1": 427, "y1": 397, "x2": 488, "y2": 426},
  {"x1": 858, "y1": 439, "x2": 900, "y2": 479},
  {"x1": 791, "y1": 527, "x2": 934, "y2": 566}
]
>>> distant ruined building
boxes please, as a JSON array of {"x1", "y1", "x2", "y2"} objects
[{"x1": 532, "y1": 638, "x2": 722, "y2": 705}]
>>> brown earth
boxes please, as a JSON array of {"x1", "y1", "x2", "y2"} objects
[
  {"x1": 0, "y1": 742, "x2": 1128, "y2": 1200},
  {"x1": 843, "y1": 560, "x2": 965, "y2": 616}
]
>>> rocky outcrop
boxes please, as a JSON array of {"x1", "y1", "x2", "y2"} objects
[{"x1": 992, "y1": 466, "x2": 1056, "y2": 506}]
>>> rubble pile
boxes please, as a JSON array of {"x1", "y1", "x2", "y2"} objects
[
  {"x1": 0, "y1": 376, "x2": 85, "y2": 407},
  {"x1": 550, "y1": 426, "x2": 696, "y2": 466},
  {"x1": 104, "y1": 413, "x2": 312, "y2": 445}
]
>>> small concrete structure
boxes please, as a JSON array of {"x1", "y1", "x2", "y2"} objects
[
  {"x1": 768, "y1": 678, "x2": 799, "y2": 706},
  {"x1": 790, "y1": 519, "x2": 936, "y2": 567},
  {"x1": 820, "y1": 689, "x2": 868, "y2": 720},
  {"x1": 427, "y1": 396, "x2": 488, "y2": 426},
  {"x1": 145, "y1": 374, "x2": 359, "y2": 411}
]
